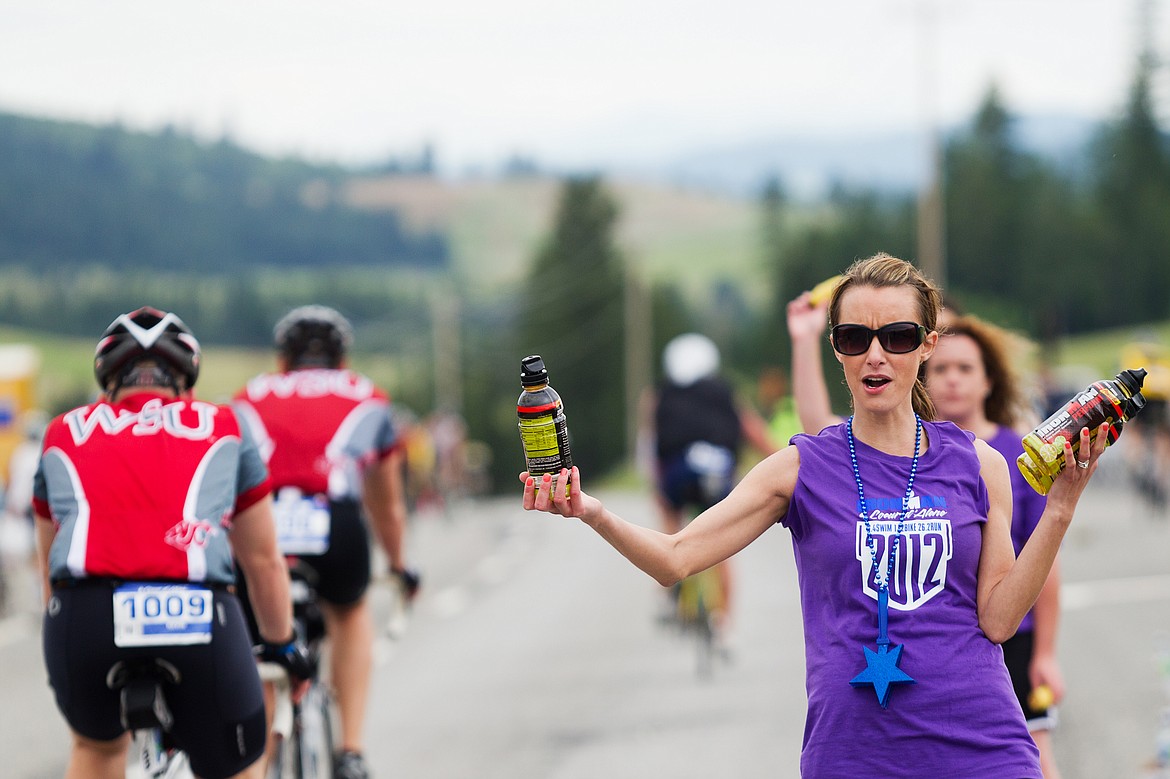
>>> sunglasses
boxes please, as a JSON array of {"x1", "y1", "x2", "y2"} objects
[{"x1": 830, "y1": 321, "x2": 927, "y2": 356}]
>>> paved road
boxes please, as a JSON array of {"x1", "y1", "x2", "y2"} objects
[{"x1": 2, "y1": 472, "x2": 1168, "y2": 778}]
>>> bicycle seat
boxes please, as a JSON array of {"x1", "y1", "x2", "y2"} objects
[{"x1": 105, "y1": 657, "x2": 182, "y2": 733}]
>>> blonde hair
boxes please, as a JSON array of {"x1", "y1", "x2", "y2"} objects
[{"x1": 828, "y1": 252, "x2": 941, "y2": 421}]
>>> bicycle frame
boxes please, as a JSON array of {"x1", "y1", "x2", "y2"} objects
[
  {"x1": 675, "y1": 565, "x2": 725, "y2": 678},
  {"x1": 264, "y1": 561, "x2": 339, "y2": 779},
  {"x1": 108, "y1": 658, "x2": 193, "y2": 779},
  {"x1": 126, "y1": 728, "x2": 191, "y2": 779}
]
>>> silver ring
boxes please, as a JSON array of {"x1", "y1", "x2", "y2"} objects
[{"x1": 1076, "y1": 459, "x2": 1089, "y2": 470}]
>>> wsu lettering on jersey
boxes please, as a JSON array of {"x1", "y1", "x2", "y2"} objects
[
  {"x1": 33, "y1": 392, "x2": 270, "y2": 585},
  {"x1": 233, "y1": 369, "x2": 398, "y2": 500},
  {"x1": 243, "y1": 369, "x2": 376, "y2": 402},
  {"x1": 64, "y1": 397, "x2": 218, "y2": 445}
]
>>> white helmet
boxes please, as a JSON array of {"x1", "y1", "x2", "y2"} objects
[{"x1": 663, "y1": 333, "x2": 720, "y2": 386}]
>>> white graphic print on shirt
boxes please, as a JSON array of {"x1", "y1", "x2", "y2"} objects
[{"x1": 854, "y1": 489, "x2": 953, "y2": 611}]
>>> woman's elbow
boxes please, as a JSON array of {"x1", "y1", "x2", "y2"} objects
[
  {"x1": 979, "y1": 615, "x2": 1020, "y2": 645},
  {"x1": 651, "y1": 562, "x2": 686, "y2": 589}
]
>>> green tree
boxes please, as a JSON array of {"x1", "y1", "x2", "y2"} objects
[
  {"x1": 1089, "y1": 56, "x2": 1170, "y2": 327},
  {"x1": 942, "y1": 85, "x2": 1094, "y2": 335},
  {"x1": 519, "y1": 176, "x2": 628, "y2": 477},
  {"x1": 758, "y1": 185, "x2": 915, "y2": 412},
  {"x1": 759, "y1": 175, "x2": 790, "y2": 361},
  {"x1": 944, "y1": 87, "x2": 1028, "y2": 302}
]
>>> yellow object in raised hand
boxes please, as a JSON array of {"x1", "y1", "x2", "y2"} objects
[
  {"x1": 808, "y1": 275, "x2": 844, "y2": 306},
  {"x1": 1027, "y1": 684, "x2": 1055, "y2": 711}
]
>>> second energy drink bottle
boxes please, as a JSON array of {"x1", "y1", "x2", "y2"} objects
[{"x1": 1017, "y1": 368, "x2": 1148, "y2": 495}]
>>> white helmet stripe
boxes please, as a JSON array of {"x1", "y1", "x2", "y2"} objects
[{"x1": 116, "y1": 311, "x2": 188, "y2": 350}]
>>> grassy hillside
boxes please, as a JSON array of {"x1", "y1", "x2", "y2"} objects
[
  {"x1": 6, "y1": 317, "x2": 1167, "y2": 419},
  {"x1": 0, "y1": 325, "x2": 404, "y2": 413},
  {"x1": 5, "y1": 171, "x2": 1167, "y2": 416},
  {"x1": 1, "y1": 173, "x2": 771, "y2": 414},
  {"x1": 342, "y1": 174, "x2": 769, "y2": 304}
]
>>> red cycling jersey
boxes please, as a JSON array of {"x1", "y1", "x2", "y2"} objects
[
  {"x1": 32, "y1": 391, "x2": 270, "y2": 584},
  {"x1": 232, "y1": 368, "x2": 399, "y2": 499}
]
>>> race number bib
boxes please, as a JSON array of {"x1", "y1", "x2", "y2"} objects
[
  {"x1": 273, "y1": 487, "x2": 331, "y2": 555},
  {"x1": 113, "y1": 583, "x2": 213, "y2": 647}
]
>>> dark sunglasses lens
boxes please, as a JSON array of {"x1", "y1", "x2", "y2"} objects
[
  {"x1": 833, "y1": 325, "x2": 870, "y2": 355},
  {"x1": 880, "y1": 323, "x2": 922, "y2": 353}
]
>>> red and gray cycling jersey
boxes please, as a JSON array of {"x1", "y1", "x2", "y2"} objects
[
  {"x1": 232, "y1": 368, "x2": 400, "y2": 499},
  {"x1": 32, "y1": 392, "x2": 271, "y2": 585}
]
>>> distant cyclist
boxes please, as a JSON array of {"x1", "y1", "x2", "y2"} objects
[
  {"x1": 1119, "y1": 335, "x2": 1170, "y2": 511},
  {"x1": 233, "y1": 305, "x2": 419, "y2": 779},
  {"x1": 643, "y1": 333, "x2": 777, "y2": 638},
  {"x1": 33, "y1": 307, "x2": 310, "y2": 779}
]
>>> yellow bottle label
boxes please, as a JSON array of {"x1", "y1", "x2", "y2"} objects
[
  {"x1": 519, "y1": 416, "x2": 561, "y2": 462},
  {"x1": 518, "y1": 412, "x2": 573, "y2": 495}
]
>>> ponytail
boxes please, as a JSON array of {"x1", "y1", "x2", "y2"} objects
[{"x1": 912, "y1": 371, "x2": 936, "y2": 421}]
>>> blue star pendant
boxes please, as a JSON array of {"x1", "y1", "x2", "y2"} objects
[
  {"x1": 850, "y1": 642, "x2": 916, "y2": 708},
  {"x1": 850, "y1": 588, "x2": 916, "y2": 708}
]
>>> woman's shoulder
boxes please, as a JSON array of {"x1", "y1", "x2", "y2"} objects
[
  {"x1": 924, "y1": 418, "x2": 978, "y2": 448},
  {"x1": 789, "y1": 422, "x2": 847, "y2": 470},
  {"x1": 792, "y1": 420, "x2": 846, "y2": 444},
  {"x1": 924, "y1": 417, "x2": 968, "y2": 436},
  {"x1": 923, "y1": 419, "x2": 992, "y2": 470}
]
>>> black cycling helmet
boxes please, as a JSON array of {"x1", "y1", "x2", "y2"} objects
[
  {"x1": 274, "y1": 305, "x2": 354, "y2": 369},
  {"x1": 94, "y1": 307, "x2": 201, "y2": 393}
]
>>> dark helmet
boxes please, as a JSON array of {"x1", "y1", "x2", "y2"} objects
[
  {"x1": 273, "y1": 305, "x2": 353, "y2": 369},
  {"x1": 94, "y1": 307, "x2": 201, "y2": 393}
]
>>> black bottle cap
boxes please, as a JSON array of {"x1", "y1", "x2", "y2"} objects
[
  {"x1": 1116, "y1": 367, "x2": 1148, "y2": 396},
  {"x1": 521, "y1": 355, "x2": 549, "y2": 387}
]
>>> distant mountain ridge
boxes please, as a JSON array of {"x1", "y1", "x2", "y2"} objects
[{"x1": 567, "y1": 114, "x2": 1100, "y2": 199}]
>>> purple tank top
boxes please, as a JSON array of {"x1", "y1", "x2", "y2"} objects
[{"x1": 786, "y1": 420, "x2": 1040, "y2": 778}]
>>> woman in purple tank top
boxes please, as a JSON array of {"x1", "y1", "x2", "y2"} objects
[
  {"x1": 789, "y1": 295, "x2": 1064, "y2": 776},
  {"x1": 519, "y1": 253, "x2": 1107, "y2": 778}
]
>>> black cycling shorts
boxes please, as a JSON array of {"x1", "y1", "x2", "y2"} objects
[
  {"x1": 42, "y1": 581, "x2": 266, "y2": 779},
  {"x1": 238, "y1": 497, "x2": 372, "y2": 642},
  {"x1": 1002, "y1": 628, "x2": 1056, "y2": 731},
  {"x1": 656, "y1": 442, "x2": 737, "y2": 513},
  {"x1": 294, "y1": 498, "x2": 372, "y2": 607}
]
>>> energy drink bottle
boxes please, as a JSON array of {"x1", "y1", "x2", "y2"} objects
[
  {"x1": 1017, "y1": 368, "x2": 1148, "y2": 495},
  {"x1": 517, "y1": 355, "x2": 573, "y2": 492}
]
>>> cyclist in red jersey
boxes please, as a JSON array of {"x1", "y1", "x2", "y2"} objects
[
  {"x1": 33, "y1": 307, "x2": 310, "y2": 779},
  {"x1": 233, "y1": 305, "x2": 418, "y2": 779}
]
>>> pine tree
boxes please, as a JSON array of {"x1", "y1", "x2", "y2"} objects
[
  {"x1": 520, "y1": 176, "x2": 627, "y2": 477},
  {"x1": 1090, "y1": 57, "x2": 1170, "y2": 325}
]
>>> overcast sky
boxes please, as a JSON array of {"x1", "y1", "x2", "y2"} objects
[{"x1": 0, "y1": 0, "x2": 1161, "y2": 172}]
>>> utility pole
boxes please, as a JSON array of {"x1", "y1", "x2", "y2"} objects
[
  {"x1": 623, "y1": 259, "x2": 652, "y2": 466},
  {"x1": 916, "y1": 0, "x2": 947, "y2": 289},
  {"x1": 1137, "y1": 0, "x2": 1170, "y2": 125},
  {"x1": 430, "y1": 285, "x2": 462, "y2": 414}
]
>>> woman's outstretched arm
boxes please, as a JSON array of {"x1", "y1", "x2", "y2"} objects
[{"x1": 520, "y1": 446, "x2": 799, "y2": 586}]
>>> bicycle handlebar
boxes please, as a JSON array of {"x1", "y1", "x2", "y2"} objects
[{"x1": 257, "y1": 661, "x2": 294, "y2": 739}]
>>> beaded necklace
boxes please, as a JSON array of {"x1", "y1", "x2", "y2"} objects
[{"x1": 846, "y1": 413, "x2": 921, "y2": 708}]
